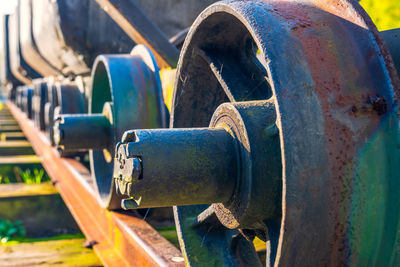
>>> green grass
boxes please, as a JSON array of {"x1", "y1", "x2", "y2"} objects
[
  {"x1": 0, "y1": 167, "x2": 50, "y2": 185},
  {"x1": 0, "y1": 175, "x2": 11, "y2": 184},
  {"x1": 17, "y1": 168, "x2": 50, "y2": 184},
  {"x1": 0, "y1": 219, "x2": 25, "y2": 243},
  {"x1": 2, "y1": 233, "x2": 86, "y2": 246},
  {"x1": 156, "y1": 226, "x2": 179, "y2": 248}
]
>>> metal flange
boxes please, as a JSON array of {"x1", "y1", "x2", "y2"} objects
[{"x1": 55, "y1": 44, "x2": 167, "y2": 209}]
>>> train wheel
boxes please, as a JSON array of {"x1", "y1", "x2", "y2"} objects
[
  {"x1": 32, "y1": 80, "x2": 48, "y2": 131},
  {"x1": 114, "y1": 0, "x2": 400, "y2": 265},
  {"x1": 55, "y1": 45, "x2": 167, "y2": 209},
  {"x1": 23, "y1": 86, "x2": 33, "y2": 119},
  {"x1": 49, "y1": 80, "x2": 86, "y2": 147}
]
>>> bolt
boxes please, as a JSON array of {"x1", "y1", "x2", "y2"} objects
[{"x1": 119, "y1": 157, "x2": 141, "y2": 183}]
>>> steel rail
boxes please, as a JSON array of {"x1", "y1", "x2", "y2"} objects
[{"x1": 7, "y1": 101, "x2": 185, "y2": 267}]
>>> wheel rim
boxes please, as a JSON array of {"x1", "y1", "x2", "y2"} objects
[
  {"x1": 171, "y1": 1, "x2": 400, "y2": 266},
  {"x1": 90, "y1": 45, "x2": 167, "y2": 209},
  {"x1": 50, "y1": 81, "x2": 86, "y2": 148},
  {"x1": 33, "y1": 81, "x2": 48, "y2": 131}
]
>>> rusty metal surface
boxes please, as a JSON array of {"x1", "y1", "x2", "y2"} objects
[
  {"x1": 171, "y1": 0, "x2": 400, "y2": 266},
  {"x1": 7, "y1": 101, "x2": 184, "y2": 267}
]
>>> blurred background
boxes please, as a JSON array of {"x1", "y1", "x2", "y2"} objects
[{"x1": 0, "y1": 1, "x2": 17, "y2": 14}]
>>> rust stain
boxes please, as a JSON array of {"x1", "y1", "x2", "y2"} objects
[{"x1": 265, "y1": 1, "x2": 387, "y2": 265}]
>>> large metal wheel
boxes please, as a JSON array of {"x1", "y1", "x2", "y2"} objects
[
  {"x1": 32, "y1": 80, "x2": 48, "y2": 131},
  {"x1": 44, "y1": 80, "x2": 55, "y2": 140},
  {"x1": 15, "y1": 86, "x2": 23, "y2": 109},
  {"x1": 21, "y1": 85, "x2": 33, "y2": 119},
  {"x1": 169, "y1": 0, "x2": 400, "y2": 266},
  {"x1": 55, "y1": 45, "x2": 167, "y2": 209},
  {"x1": 47, "y1": 80, "x2": 86, "y2": 146}
]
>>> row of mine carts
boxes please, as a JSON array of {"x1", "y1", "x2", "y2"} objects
[{"x1": 2, "y1": 0, "x2": 400, "y2": 266}]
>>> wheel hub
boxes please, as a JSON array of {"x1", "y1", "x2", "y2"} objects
[{"x1": 114, "y1": 100, "x2": 282, "y2": 237}]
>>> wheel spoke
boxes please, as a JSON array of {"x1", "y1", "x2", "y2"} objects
[{"x1": 196, "y1": 44, "x2": 272, "y2": 102}]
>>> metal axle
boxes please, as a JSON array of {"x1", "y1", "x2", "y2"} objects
[
  {"x1": 115, "y1": 127, "x2": 239, "y2": 209},
  {"x1": 114, "y1": 100, "x2": 282, "y2": 232},
  {"x1": 55, "y1": 114, "x2": 111, "y2": 151}
]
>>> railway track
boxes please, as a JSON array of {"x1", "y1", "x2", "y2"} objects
[{"x1": 7, "y1": 101, "x2": 184, "y2": 267}]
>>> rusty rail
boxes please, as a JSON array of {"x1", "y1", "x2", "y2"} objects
[{"x1": 7, "y1": 101, "x2": 185, "y2": 267}]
